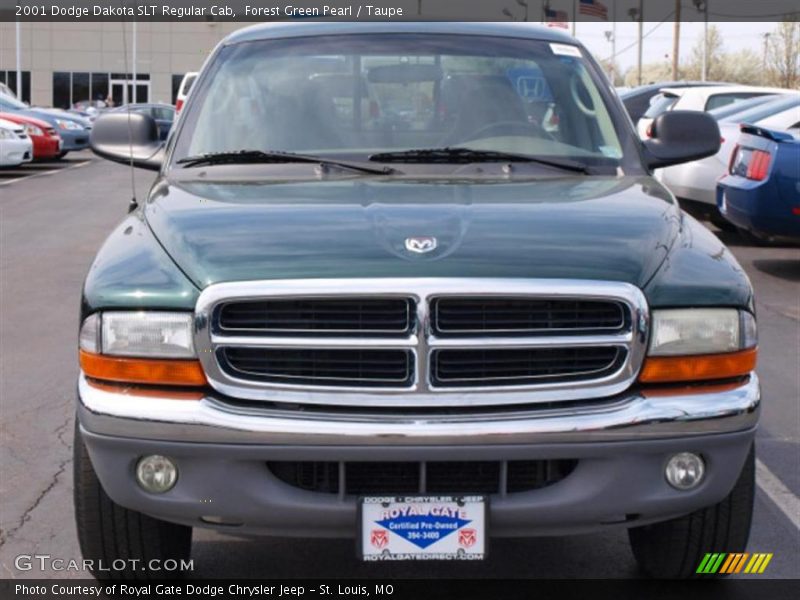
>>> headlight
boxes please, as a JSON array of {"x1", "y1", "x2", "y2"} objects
[
  {"x1": 79, "y1": 312, "x2": 206, "y2": 386},
  {"x1": 0, "y1": 128, "x2": 14, "y2": 139},
  {"x1": 24, "y1": 123, "x2": 44, "y2": 136},
  {"x1": 55, "y1": 118, "x2": 82, "y2": 131},
  {"x1": 640, "y1": 309, "x2": 757, "y2": 384}
]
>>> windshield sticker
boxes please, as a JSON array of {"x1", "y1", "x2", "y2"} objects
[{"x1": 550, "y1": 44, "x2": 582, "y2": 58}]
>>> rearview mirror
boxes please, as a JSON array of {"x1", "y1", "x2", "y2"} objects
[
  {"x1": 642, "y1": 110, "x2": 721, "y2": 170},
  {"x1": 90, "y1": 112, "x2": 164, "y2": 171}
]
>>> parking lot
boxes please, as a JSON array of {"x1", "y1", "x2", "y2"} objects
[{"x1": 0, "y1": 150, "x2": 797, "y2": 579}]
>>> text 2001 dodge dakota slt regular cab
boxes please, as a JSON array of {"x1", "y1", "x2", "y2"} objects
[{"x1": 76, "y1": 22, "x2": 759, "y2": 579}]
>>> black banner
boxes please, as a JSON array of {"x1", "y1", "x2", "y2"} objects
[
  {"x1": 2, "y1": 0, "x2": 799, "y2": 22},
  {"x1": 2, "y1": 580, "x2": 800, "y2": 600}
]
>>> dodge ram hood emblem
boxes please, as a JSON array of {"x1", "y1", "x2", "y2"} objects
[{"x1": 405, "y1": 236, "x2": 438, "y2": 254}]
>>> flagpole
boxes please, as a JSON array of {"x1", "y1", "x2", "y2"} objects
[{"x1": 572, "y1": 0, "x2": 577, "y2": 36}]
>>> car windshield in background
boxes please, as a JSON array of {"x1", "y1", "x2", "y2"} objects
[
  {"x1": 178, "y1": 34, "x2": 625, "y2": 168},
  {"x1": 643, "y1": 93, "x2": 677, "y2": 119}
]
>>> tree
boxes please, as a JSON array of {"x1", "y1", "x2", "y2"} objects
[
  {"x1": 684, "y1": 25, "x2": 726, "y2": 81},
  {"x1": 767, "y1": 19, "x2": 800, "y2": 88}
]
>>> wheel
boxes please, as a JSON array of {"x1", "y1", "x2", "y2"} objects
[
  {"x1": 628, "y1": 445, "x2": 755, "y2": 579},
  {"x1": 73, "y1": 421, "x2": 192, "y2": 580}
]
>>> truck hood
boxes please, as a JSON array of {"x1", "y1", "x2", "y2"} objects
[{"x1": 145, "y1": 176, "x2": 680, "y2": 289}]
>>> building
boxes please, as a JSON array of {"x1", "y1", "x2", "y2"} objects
[{"x1": 0, "y1": 21, "x2": 249, "y2": 108}]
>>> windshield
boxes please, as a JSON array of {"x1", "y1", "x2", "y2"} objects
[
  {"x1": 720, "y1": 96, "x2": 799, "y2": 125},
  {"x1": 177, "y1": 34, "x2": 626, "y2": 167}
]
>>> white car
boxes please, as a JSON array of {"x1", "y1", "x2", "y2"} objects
[
  {"x1": 175, "y1": 71, "x2": 198, "y2": 114},
  {"x1": 637, "y1": 85, "x2": 791, "y2": 139},
  {"x1": 659, "y1": 95, "x2": 800, "y2": 211},
  {"x1": 0, "y1": 117, "x2": 33, "y2": 167}
]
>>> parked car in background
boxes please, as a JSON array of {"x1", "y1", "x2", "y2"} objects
[
  {"x1": 618, "y1": 81, "x2": 730, "y2": 123},
  {"x1": 659, "y1": 95, "x2": 800, "y2": 225},
  {"x1": 0, "y1": 92, "x2": 91, "y2": 158},
  {"x1": 0, "y1": 117, "x2": 33, "y2": 167},
  {"x1": 70, "y1": 100, "x2": 108, "y2": 122},
  {"x1": 0, "y1": 81, "x2": 18, "y2": 99},
  {"x1": 718, "y1": 124, "x2": 800, "y2": 242},
  {"x1": 705, "y1": 94, "x2": 781, "y2": 121},
  {"x1": 637, "y1": 85, "x2": 791, "y2": 139},
  {"x1": 110, "y1": 103, "x2": 175, "y2": 140},
  {"x1": 175, "y1": 71, "x2": 197, "y2": 114},
  {"x1": 0, "y1": 112, "x2": 62, "y2": 160}
]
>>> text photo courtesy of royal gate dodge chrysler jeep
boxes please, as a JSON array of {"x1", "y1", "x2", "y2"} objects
[{"x1": 1, "y1": 5, "x2": 799, "y2": 593}]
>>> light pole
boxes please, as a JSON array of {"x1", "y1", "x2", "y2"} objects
[
  {"x1": 604, "y1": 31, "x2": 615, "y2": 82},
  {"x1": 15, "y1": 20, "x2": 22, "y2": 100},
  {"x1": 629, "y1": 3, "x2": 643, "y2": 86},
  {"x1": 693, "y1": 0, "x2": 708, "y2": 81},
  {"x1": 515, "y1": 0, "x2": 529, "y2": 21},
  {"x1": 762, "y1": 32, "x2": 771, "y2": 81},
  {"x1": 132, "y1": 19, "x2": 137, "y2": 104}
]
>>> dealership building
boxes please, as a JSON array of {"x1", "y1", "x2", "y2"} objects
[{"x1": 0, "y1": 21, "x2": 249, "y2": 108}]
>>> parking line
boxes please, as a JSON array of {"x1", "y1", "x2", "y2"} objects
[
  {"x1": 0, "y1": 159, "x2": 90, "y2": 187},
  {"x1": 756, "y1": 458, "x2": 800, "y2": 530}
]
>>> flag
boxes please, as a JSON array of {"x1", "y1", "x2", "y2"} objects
[
  {"x1": 579, "y1": 0, "x2": 609, "y2": 20},
  {"x1": 544, "y1": 8, "x2": 569, "y2": 29}
]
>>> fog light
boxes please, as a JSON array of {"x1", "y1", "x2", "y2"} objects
[
  {"x1": 665, "y1": 452, "x2": 705, "y2": 490},
  {"x1": 136, "y1": 455, "x2": 178, "y2": 493}
]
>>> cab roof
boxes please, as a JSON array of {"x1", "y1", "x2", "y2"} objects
[{"x1": 225, "y1": 21, "x2": 576, "y2": 46}]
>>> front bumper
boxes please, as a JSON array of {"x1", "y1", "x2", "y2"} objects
[
  {"x1": 0, "y1": 138, "x2": 33, "y2": 165},
  {"x1": 78, "y1": 374, "x2": 760, "y2": 537},
  {"x1": 57, "y1": 129, "x2": 90, "y2": 151}
]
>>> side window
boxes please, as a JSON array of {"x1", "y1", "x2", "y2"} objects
[{"x1": 705, "y1": 93, "x2": 764, "y2": 111}]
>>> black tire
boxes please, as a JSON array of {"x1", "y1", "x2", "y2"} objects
[
  {"x1": 56, "y1": 151, "x2": 68, "y2": 159},
  {"x1": 628, "y1": 445, "x2": 755, "y2": 579},
  {"x1": 73, "y1": 421, "x2": 192, "y2": 580}
]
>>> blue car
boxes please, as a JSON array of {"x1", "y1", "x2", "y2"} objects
[
  {"x1": 717, "y1": 123, "x2": 800, "y2": 242},
  {"x1": 0, "y1": 92, "x2": 91, "y2": 157},
  {"x1": 109, "y1": 103, "x2": 175, "y2": 141}
]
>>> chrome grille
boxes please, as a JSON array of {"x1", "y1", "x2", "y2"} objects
[
  {"x1": 195, "y1": 279, "x2": 649, "y2": 408},
  {"x1": 218, "y1": 298, "x2": 412, "y2": 334},
  {"x1": 431, "y1": 347, "x2": 625, "y2": 387},
  {"x1": 432, "y1": 297, "x2": 626, "y2": 334},
  {"x1": 219, "y1": 347, "x2": 414, "y2": 387}
]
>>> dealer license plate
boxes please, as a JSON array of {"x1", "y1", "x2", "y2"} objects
[{"x1": 359, "y1": 495, "x2": 487, "y2": 561}]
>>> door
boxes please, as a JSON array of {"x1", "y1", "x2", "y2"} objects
[{"x1": 110, "y1": 79, "x2": 150, "y2": 107}]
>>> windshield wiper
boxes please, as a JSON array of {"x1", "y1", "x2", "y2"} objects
[
  {"x1": 369, "y1": 147, "x2": 594, "y2": 174},
  {"x1": 177, "y1": 149, "x2": 395, "y2": 175}
]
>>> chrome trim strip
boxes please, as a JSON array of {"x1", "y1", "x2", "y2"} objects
[
  {"x1": 77, "y1": 373, "x2": 760, "y2": 446},
  {"x1": 193, "y1": 278, "x2": 649, "y2": 407}
]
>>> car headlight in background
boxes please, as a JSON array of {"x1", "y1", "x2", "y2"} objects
[
  {"x1": 0, "y1": 128, "x2": 15, "y2": 139},
  {"x1": 55, "y1": 118, "x2": 83, "y2": 131},
  {"x1": 640, "y1": 309, "x2": 757, "y2": 384},
  {"x1": 79, "y1": 312, "x2": 206, "y2": 386},
  {"x1": 23, "y1": 123, "x2": 44, "y2": 136}
]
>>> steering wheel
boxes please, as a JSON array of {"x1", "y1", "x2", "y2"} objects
[{"x1": 455, "y1": 120, "x2": 556, "y2": 144}]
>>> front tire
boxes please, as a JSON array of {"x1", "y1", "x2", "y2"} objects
[
  {"x1": 73, "y1": 422, "x2": 192, "y2": 580},
  {"x1": 628, "y1": 445, "x2": 755, "y2": 579}
]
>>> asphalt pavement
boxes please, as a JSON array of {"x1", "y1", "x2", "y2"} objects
[{"x1": 0, "y1": 151, "x2": 798, "y2": 579}]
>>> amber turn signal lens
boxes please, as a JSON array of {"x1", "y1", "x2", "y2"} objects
[
  {"x1": 80, "y1": 350, "x2": 207, "y2": 387},
  {"x1": 639, "y1": 348, "x2": 757, "y2": 384}
]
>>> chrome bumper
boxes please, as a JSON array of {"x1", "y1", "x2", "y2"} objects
[{"x1": 77, "y1": 373, "x2": 760, "y2": 446}]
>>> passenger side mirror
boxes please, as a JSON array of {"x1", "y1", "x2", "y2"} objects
[
  {"x1": 90, "y1": 112, "x2": 164, "y2": 171},
  {"x1": 642, "y1": 110, "x2": 721, "y2": 170}
]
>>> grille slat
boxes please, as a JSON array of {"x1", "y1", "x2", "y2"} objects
[
  {"x1": 220, "y1": 348, "x2": 414, "y2": 387},
  {"x1": 219, "y1": 298, "x2": 412, "y2": 334},
  {"x1": 433, "y1": 298, "x2": 626, "y2": 334},
  {"x1": 432, "y1": 347, "x2": 624, "y2": 387},
  {"x1": 268, "y1": 460, "x2": 577, "y2": 495}
]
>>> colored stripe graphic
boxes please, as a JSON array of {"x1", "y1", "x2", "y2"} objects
[{"x1": 699, "y1": 552, "x2": 773, "y2": 574}]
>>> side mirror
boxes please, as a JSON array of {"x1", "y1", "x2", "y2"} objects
[
  {"x1": 90, "y1": 112, "x2": 164, "y2": 171},
  {"x1": 642, "y1": 110, "x2": 721, "y2": 170}
]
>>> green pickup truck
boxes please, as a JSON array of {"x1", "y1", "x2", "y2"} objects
[{"x1": 76, "y1": 22, "x2": 759, "y2": 579}]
